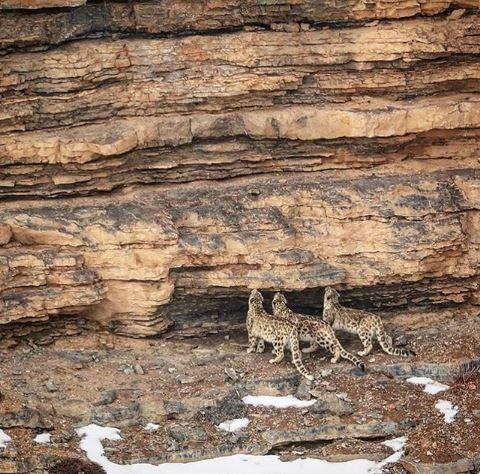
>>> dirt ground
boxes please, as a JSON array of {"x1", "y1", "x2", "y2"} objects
[{"x1": 0, "y1": 306, "x2": 479, "y2": 473}]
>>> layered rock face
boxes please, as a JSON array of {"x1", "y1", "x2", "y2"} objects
[{"x1": 0, "y1": 1, "x2": 479, "y2": 340}]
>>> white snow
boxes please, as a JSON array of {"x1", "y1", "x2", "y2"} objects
[
  {"x1": 242, "y1": 395, "x2": 316, "y2": 408},
  {"x1": 144, "y1": 423, "x2": 160, "y2": 431},
  {"x1": 375, "y1": 449, "x2": 404, "y2": 471},
  {"x1": 406, "y1": 376, "x2": 450, "y2": 395},
  {"x1": 0, "y1": 430, "x2": 11, "y2": 449},
  {"x1": 375, "y1": 436, "x2": 407, "y2": 472},
  {"x1": 382, "y1": 436, "x2": 407, "y2": 452},
  {"x1": 76, "y1": 424, "x2": 123, "y2": 465},
  {"x1": 34, "y1": 433, "x2": 52, "y2": 444},
  {"x1": 77, "y1": 423, "x2": 405, "y2": 474},
  {"x1": 435, "y1": 400, "x2": 458, "y2": 423},
  {"x1": 217, "y1": 418, "x2": 249, "y2": 433}
]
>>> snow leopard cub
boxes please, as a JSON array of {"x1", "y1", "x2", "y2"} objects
[
  {"x1": 272, "y1": 292, "x2": 365, "y2": 371},
  {"x1": 322, "y1": 287, "x2": 414, "y2": 357},
  {"x1": 246, "y1": 289, "x2": 314, "y2": 380}
]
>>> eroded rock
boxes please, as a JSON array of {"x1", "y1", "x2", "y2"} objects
[
  {"x1": 262, "y1": 420, "x2": 401, "y2": 447},
  {"x1": 308, "y1": 391, "x2": 354, "y2": 417},
  {"x1": 0, "y1": 406, "x2": 52, "y2": 429},
  {"x1": 92, "y1": 402, "x2": 140, "y2": 427},
  {"x1": 94, "y1": 390, "x2": 118, "y2": 407}
]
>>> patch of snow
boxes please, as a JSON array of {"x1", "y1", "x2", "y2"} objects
[
  {"x1": 77, "y1": 423, "x2": 406, "y2": 474},
  {"x1": 375, "y1": 450, "x2": 404, "y2": 471},
  {"x1": 375, "y1": 436, "x2": 407, "y2": 472},
  {"x1": 76, "y1": 424, "x2": 122, "y2": 465},
  {"x1": 382, "y1": 436, "x2": 407, "y2": 452},
  {"x1": 242, "y1": 395, "x2": 316, "y2": 408},
  {"x1": 34, "y1": 433, "x2": 51, "y2": 444},
  {"x1": 217, "y1": 418, "x2": 249, "y2": 433},
  {"x1": 406, "y1": 376, "x2": 449, "y2": 394},
  {"x1": 0, "y1": 430, "x2": 11, "y2": 449},
  {"x1": 435, "y1": 400, "x2": 458, "y2": 423},
  {"x1": 144, "y1": 423, "x2": 160, "y2": 431}
]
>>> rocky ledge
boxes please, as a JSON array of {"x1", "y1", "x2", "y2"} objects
[{"x1": 0, "y1": 312, "x2": 479, "y2": 472}]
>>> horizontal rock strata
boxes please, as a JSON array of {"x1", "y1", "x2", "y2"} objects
[
  {"x1": 1, "y1": 165, "x2": 479, "y2": 335},
  {"x1": 0, "y1": 0, "x2": 477, "y2": 52},
  {"x1": 2, "y1": 16, "x2": 480, "y2": 133},
  {"x1": 0, "y1": 0, "x2": 479, "y2": 340}
]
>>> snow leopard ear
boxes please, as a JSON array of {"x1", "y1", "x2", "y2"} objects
[
  {"x1": 272, "y1": 292, "x2": 285, "y2": 303},
  {"x1": 324, "y1": 286, "x2": 340, "y2": 302},
  {"x1": 249, "y1": 289, "x2": 263, "y2": 303}
]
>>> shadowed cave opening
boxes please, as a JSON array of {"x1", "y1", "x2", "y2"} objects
[{"x1": 159, "y1": 276, "x2": 476, "y2": 336}]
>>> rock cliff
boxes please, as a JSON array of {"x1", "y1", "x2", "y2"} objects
[{"x1": 0, "y1": 0, "x2": 479, "y2": 341}]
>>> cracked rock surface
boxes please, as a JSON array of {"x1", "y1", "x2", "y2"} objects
[
  {"x1": 0, "y1": 312, "x2": 478, "y2": 471},
  {"x1": 1, "y1": 0, "x2": 479, "y2": 340}
]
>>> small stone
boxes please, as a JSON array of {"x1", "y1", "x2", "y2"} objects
[
  {"x1": 45, "y1": 381, "x2": 59, "y2": 392},
  {"x1": 56, "y1": 431, "x2": 73, "y2": 443},
  {"x1": 93, "y1": 402, "x2": 140, "y2": 425},
  {"x1": 166, "y1": 439, "x2": 181, "y2": 452},
  {"x1": 0, "y1": 406, "x2": 53, "y2": 429},
  {"x1": 74, "y1": 363, "x2": 83, "y2": 370},
  {"x1": 447, "y1": 8, "x2": 465, "y2": 20},
  {"x1": 320, "y1": 369, "x2": 333, "y2": 377},
  {"x1": 179, "y1": 377, "x2": 197, "y2": 384},
  {"x1": 134, "y1": 364, "x2": 145, "y2": 375},
  {"x1": 336, "y1": 392, "x2": 351, "y2": 402},
  {"x1": 224, "y1": 367, "x2": 238, "y2": 382},
  {"x1": 27, "y1": 341, "x2": 38, "y2": 350},
  {"x1": 296, "y1": 378, "x2": 312, "y2": 400},
  {"x1": 94, "y1": 390, "x2": 118, "y2": 406},
  {"x1": 309, "y1": 391, "x2": 354, "y2": 417},
  {"x1": 123, "y1": 366, "x2": 135, "y2": 375},
  {"x1": 224, "y1": 335, "x2": 230, "y2": 340},
  {"x1": 244, "y1": 25, "x2": 261, "y2": 32},
  {"x1": 55, "y1": 399, "x2": 90, "y2": 423},
  {"x1": 167, "y1": 367, "x2": 176, "y2": 374},
  {"x1": 169, "y1": 425, "x2": 207, "y2": 443},
  {"x1": 163, "y1": 400, "x2": 187, "y2": 416},
  {"x1": 319, "y1": 381, "x2": 336, "y2": 392}
]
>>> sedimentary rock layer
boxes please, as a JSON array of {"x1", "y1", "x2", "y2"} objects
[
  {"x1": 1, "y1": 95, "x2": 480, "y2": 199},
  {"x1": 2, "y1": 16, "x2": 479, "y2": 133},
  {"x1": 1, "y1": 249, "x2": 104, "y2": 323},
  {"x1": 0, "y1": 0, "x2": 477, "y2": 54},
  {"x1": 2, "y1": 165, "x2": 479, "y2": 336},
  {"x1": 0, "y1": 0, "x2": 479, "y2": 339}
]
